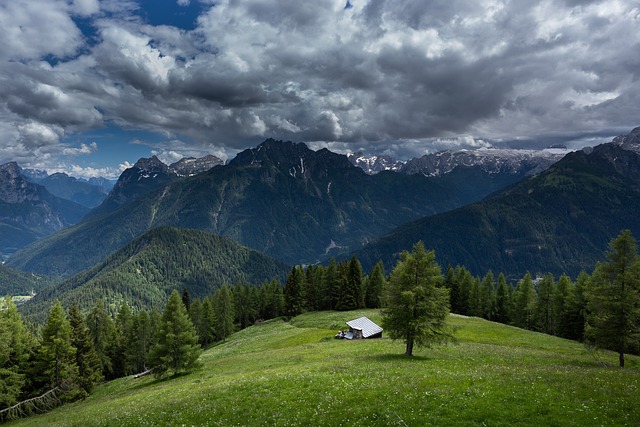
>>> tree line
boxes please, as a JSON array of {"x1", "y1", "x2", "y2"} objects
[{"x1": 2, "y1": 230, "x2": 639, "y2": 419}]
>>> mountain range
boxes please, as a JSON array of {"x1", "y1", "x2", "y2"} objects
[
  {"x1": 0, "y1": 162, "x2": 89, "y2": 260},
  {"x1": 354, "y1": 127, "x2": 640, "y2": 279},
  {"x1": 6, "y1": 139, "x2": 547, "y2": 277}
]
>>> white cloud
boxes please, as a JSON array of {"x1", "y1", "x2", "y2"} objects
[{"x1": 1, "y1": 0, "x2": 639, "y2": 174}]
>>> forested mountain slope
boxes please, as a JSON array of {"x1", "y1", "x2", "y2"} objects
[
  {"x1": 18, "y1": 227, "x2": 290, "y2": 322},
  {"x1": 354, "y1": 131, "x2": 640, "y2": 279},
  {"x1": 8, "y1": 139, "x2": 518, "y2": 276}
]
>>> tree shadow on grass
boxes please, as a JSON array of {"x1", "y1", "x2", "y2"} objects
[{"x1": 366, "y1": 353, "x2": 432, "y2": 362}]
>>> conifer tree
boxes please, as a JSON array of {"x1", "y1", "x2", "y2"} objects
[
  {"x1": 534, "y1": 273, "x2": 556, "y2": 334},
  {"x1": 69, "y1": 304, "x2": 102, "y2": 394},
  {"x1": 513, "y1": 273, "x2": 536, "y2": 329},
  {"x1": 86, "y1": 300, "x2": 115, "y2": 378},
  {"x1": 337, "y1": 257, "x2": 362, "y2": 311},
  {"x1": 553, "y1": 274, "x2": 573, "y2": 338},
  {"x1": 365, "y1": 261, "x2": 386, "y2": 309},
  {"x1": 126, "y1": 310, "x2": 152, "y2": 373},
  {"x1": 37, "y1": 300, "x2": 78, "y2": 389},
  {"x1": 213, "y1": 284, "x2": 235, "y2": 341},
  {"x1": 111, "y1": 303, "x2": 133, "y2": 378},
  {"x1": 148, "y1": 290, "x2": 202, "y2": 377},
  {"x1": 200, "y1": 297, "x2": 215, "y2": 346},
  {"x1": 321, "y1": 259, "x2": 341, "y2": 310},
  {"x1": 304, "y1": 265, "x2": 320, "y2": 311},
  {"x1": 479, "y1": 271, "x2": 496, "y2": 320},
  {"x1": 284, "y1": 266, "x2": 305, "y2": 318},
  {"x1": 234, "y1": 284, "x2": 258, "y2": 329},
  {"x1": 468, "y1": 278, "x2": 482, "y2": 317},
  {"x1": 0, "y1": 297, "x2": 33, "y2": 409},
  {"x1": 494, "y1": 273, "x2": 510, "y2": 324},
  {"x1": 260, "y1": 280, "x2": 284, "y2": 319},
  {"x1": 565, "y1": 271, "x2": 589, "y2": 341},
  {"x1": 585, "y1": 230, "x2": 640, "y2": 368},
  {"x1": 382, "y1": 241, "x2": 452, "y2": 356}
]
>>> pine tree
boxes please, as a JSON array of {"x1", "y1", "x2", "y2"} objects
[
  {"x1": 513, "y1": 273, "x2": 536, "y2": 329},
  {"x1": 86, "y1": 300, "x2": 115, "y2": 378},
  {"x1": 126, "y1": 310, "x2": 152, "y2": 373},
  {"x1": 69, "y1": 304, "x2": 102, "y2": 394},
  {"x1": 337, "y1": 257, "x2": 362, "y2": 311},
  {"x1": 534, "y1": 273, "x2": 555, "y2": 334},
  {"x1": 494, "y1": 273, "x2": 510, "y2": 324},
  {"x1": 365, "y1": 261, "x2": 385, "y2": 309},
  {"x1": 148, "y1": 290, "x2": 202, "y2": 378},
  {"x1": 111, "y1": 303, "x2": 133, "y2": 378},
  {"x1": 382, "y1": 241, "x2": 452, "y2": 356},
  {"x1": 234, "y1": 284, "x2": 258, "y2": 329},
  {"x1": 479, "y1": 271, "x2": 496, "y2": 320},
  {"x1": 553, "y1": 274, "x2": 573, "y2": 338},
  {"x1": 321, "y1": 259, "x2": 341, "y2": 310},
  {"x1": 213, "y1": 284, "x2": 235, "y2": 341},
  {"x1": 284, "y1": 266, "x2": 305, "y2": 318},
  {"x1": 37, "y1": 300, "x2": 78, "y2": 389},
  {"x1": 565, "y1": 271, "x2": 589, "y2": 341},
  {"x1": 585, "y1": 230, "x2": 640, "y2": 368},
  {"x1": 0, "y1": 297, "x2": 33, "y2": 409}
]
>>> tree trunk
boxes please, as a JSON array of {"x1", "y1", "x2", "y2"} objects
[
  {"x1": 620, "y1": 350, "x2": 625, "y2": 368},
  {"x1": 405, "y1": 336, "x2": 414, "y2": 356}
]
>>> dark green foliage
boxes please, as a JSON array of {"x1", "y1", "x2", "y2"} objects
[
  {"x1": 553, "y1": 274, "x2": 573, "y2": 338},
  {"x1": 382, "y1": 242, "x2": 452, "y2": 356},
  {"x1": 68, "y1": 304, "x2": 102, "y2": 394},
  {"x1": 364, "y1": 261, "x2": 385, "y2": 308},
  {"x1": 564, "y1": 272, "x2": 589, "y2": 341},
  {"x1": 337, "y1": 257, "x2": 363, "y2": 311},
  {"x1": 18, "y1": 227, "x2": 289, "y2": 324},
  {"x1": 284, "y1": 267, "x2": 305, "y2": 318},
  {"x1": 512, "y1": 273, "x2": 536, "y2": 330},
  {"x1": 354, "y1": 142, "x2": 640, "y2": 280},
  {"x1": 534, "y1": 274, "x2": 556, "y2": 334},
  {"x1": 86, "y1": 300, "x2": 115, "y2": 378},
  {"x1": 0, "y1": 297, "x2": 33, "y2": 409},
  {"x1": 259, "y1": 280, "x2": 284, "y2": 320},
  {"x1": 36, "y1": 301, "x2": 77, "y2": 388},
  {"x1": 320, "y1": 259, "x2": 341, "y2": 311},
  {"x1": 148, "y1": 290, "x2": 201, "y2": 378},
  {"x1": 181, "y1": 288, "x2": 191, "y2": 311},
  {"x1": 479, "y1": 271, "x2": 496, "y2": 320},
  {"x1": 126, "y1": 310, "x2": 152, "y2": 374},
  {"x1": 494, "y1": 273, "x2": 510, "y2": 324},
  {"x1": 0, "y1": 264, "x2": 54, "y2": 296},
  {"x1": 586, "y1": 230, "x2": 640, "y2": 367},
  {"x1": 233, "y1": 285, "x2": 258, "y2": 329},
  {"x1": 212, "y1": 285, "x2": 235, "y2": 342},
  {"x1": 111, "y1": 304, "x2": 133, "y2": 378}
]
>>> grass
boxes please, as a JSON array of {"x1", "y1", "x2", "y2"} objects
[{"x1": 9, "y1": 310, "x2": 640, "y2": 426}]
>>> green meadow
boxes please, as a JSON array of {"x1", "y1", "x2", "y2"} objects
[{"x1": 10, "y1": 310, "x2": 640, "y2": 426}]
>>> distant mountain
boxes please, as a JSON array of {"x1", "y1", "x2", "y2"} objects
[
  {"x1": 348, "y1": 152, "x2": 404, "y2": 174},
  {"x1": 400, "y1": 147, "x2": 568, "y2": 177},
  {"x1": 89, "y1": 154, "x2": 223, "y2": 217},
  {"x1": 353, "y1": 127, "x2": 640, "y2": 279},
  {"x1": 18, "y1": 227, "x2": 290, "y2": 322},
  {"x1": 169, "y1": 154, "x2": 224, "y2": 177},
  {"x1": 22, "y1": 169, "x2": 113, "y2": 208},
  {"x1": 7, "y1": 139, "x2": 515, "y2": 277},
  {"x1": 0, "y1": 162, "x2": 89, "y2": 259}
]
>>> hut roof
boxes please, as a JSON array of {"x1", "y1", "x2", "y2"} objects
[{"x1": 346, "y1": 316, "x2": 383, "y2": 338}]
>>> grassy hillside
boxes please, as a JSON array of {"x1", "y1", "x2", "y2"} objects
[{"x1": 10, "y1": 310, "x2": 639, "y2": 426}]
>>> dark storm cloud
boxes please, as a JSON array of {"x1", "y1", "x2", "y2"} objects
[{"x1": 1, "y1": 0, "x2": 639, "y2": 174}]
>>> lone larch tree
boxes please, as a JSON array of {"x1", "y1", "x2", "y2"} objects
[{"x1": 382, "y1": 241, "x2": 453, "y2": 356}]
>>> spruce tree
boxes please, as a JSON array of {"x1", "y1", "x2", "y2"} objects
[
  {"x1": 126, "y1": 310, "x2": 152, "y2": 373},
  {"x1": 513, "y1": 273, "x2": 536, "y2": 329},
  {"x1": 553, "y1": 274, "x2": 573, "y2": 338},
  {"x1": 365, "y1": 261, "x2": 386, "y2": 309},
  {"x1": 69, "y1": 304, "x2": 103, "y2": 394},
  {"x1": 494, "y1": 273, "x2": 510, "y2": 324},
  {"x1": 38, "y1": 300, "x2": 78, "y2": 389},
  {"x1": 382, "y1": 241, "x2": 452, "y2": 356},
  {"x1": 585, "y1": 230, "x2": 640, "y2": 368},
  {"x1": 149, "y1": 290, "x2": 202, "y2": 378},
  {"x1": 213, "y1": 284, "x2": 235, "y2": 341},
  {"x1": 0, "y1": 297, "x2": 32, "y2": 409},
  {"x1": 284, "y1": 266, "x2": 305, "y2": 318},
  {"x1": 479, "y1": 271, "x2": 496, "y2": 320},
  {"x1": 534, "y1": 273, "x2": 556, "y2": 334},
  {"x1": 86, "y1": 300, "x2": 115, "y2": 378}
]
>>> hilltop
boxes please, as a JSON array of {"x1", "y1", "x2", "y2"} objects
[{"x1": 10, "y1": 310, "x2": 639, "y2": 426}]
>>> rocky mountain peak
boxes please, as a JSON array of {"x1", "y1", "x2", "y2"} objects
[
  {"x1": 612, "y1": 127, "x2": 640, "y2": 154},
  {"x1": 0, "y1": 161, "x2": 22, "y2": 179},
  {"x1": 347, "y1": 152, "x2": 404, "y2": 174},
  {"x1": 133, "y1": 155, "x2": 171, "y2": 173},
  {"x1": 169, "y1": 155, "x2": 224, "y2": 177}
]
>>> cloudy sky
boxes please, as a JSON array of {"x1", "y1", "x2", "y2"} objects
[{"x1": 1, "y1": 0, "x2": 639, "y2": 178}]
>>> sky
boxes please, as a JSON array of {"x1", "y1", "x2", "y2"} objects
[{"x1": 1, "y1": 0, "x2": 639, "y2": 179}]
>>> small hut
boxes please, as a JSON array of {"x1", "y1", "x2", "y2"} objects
[{"x1": 336, "y1": 316, "x2": 383, "y2": 339}]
